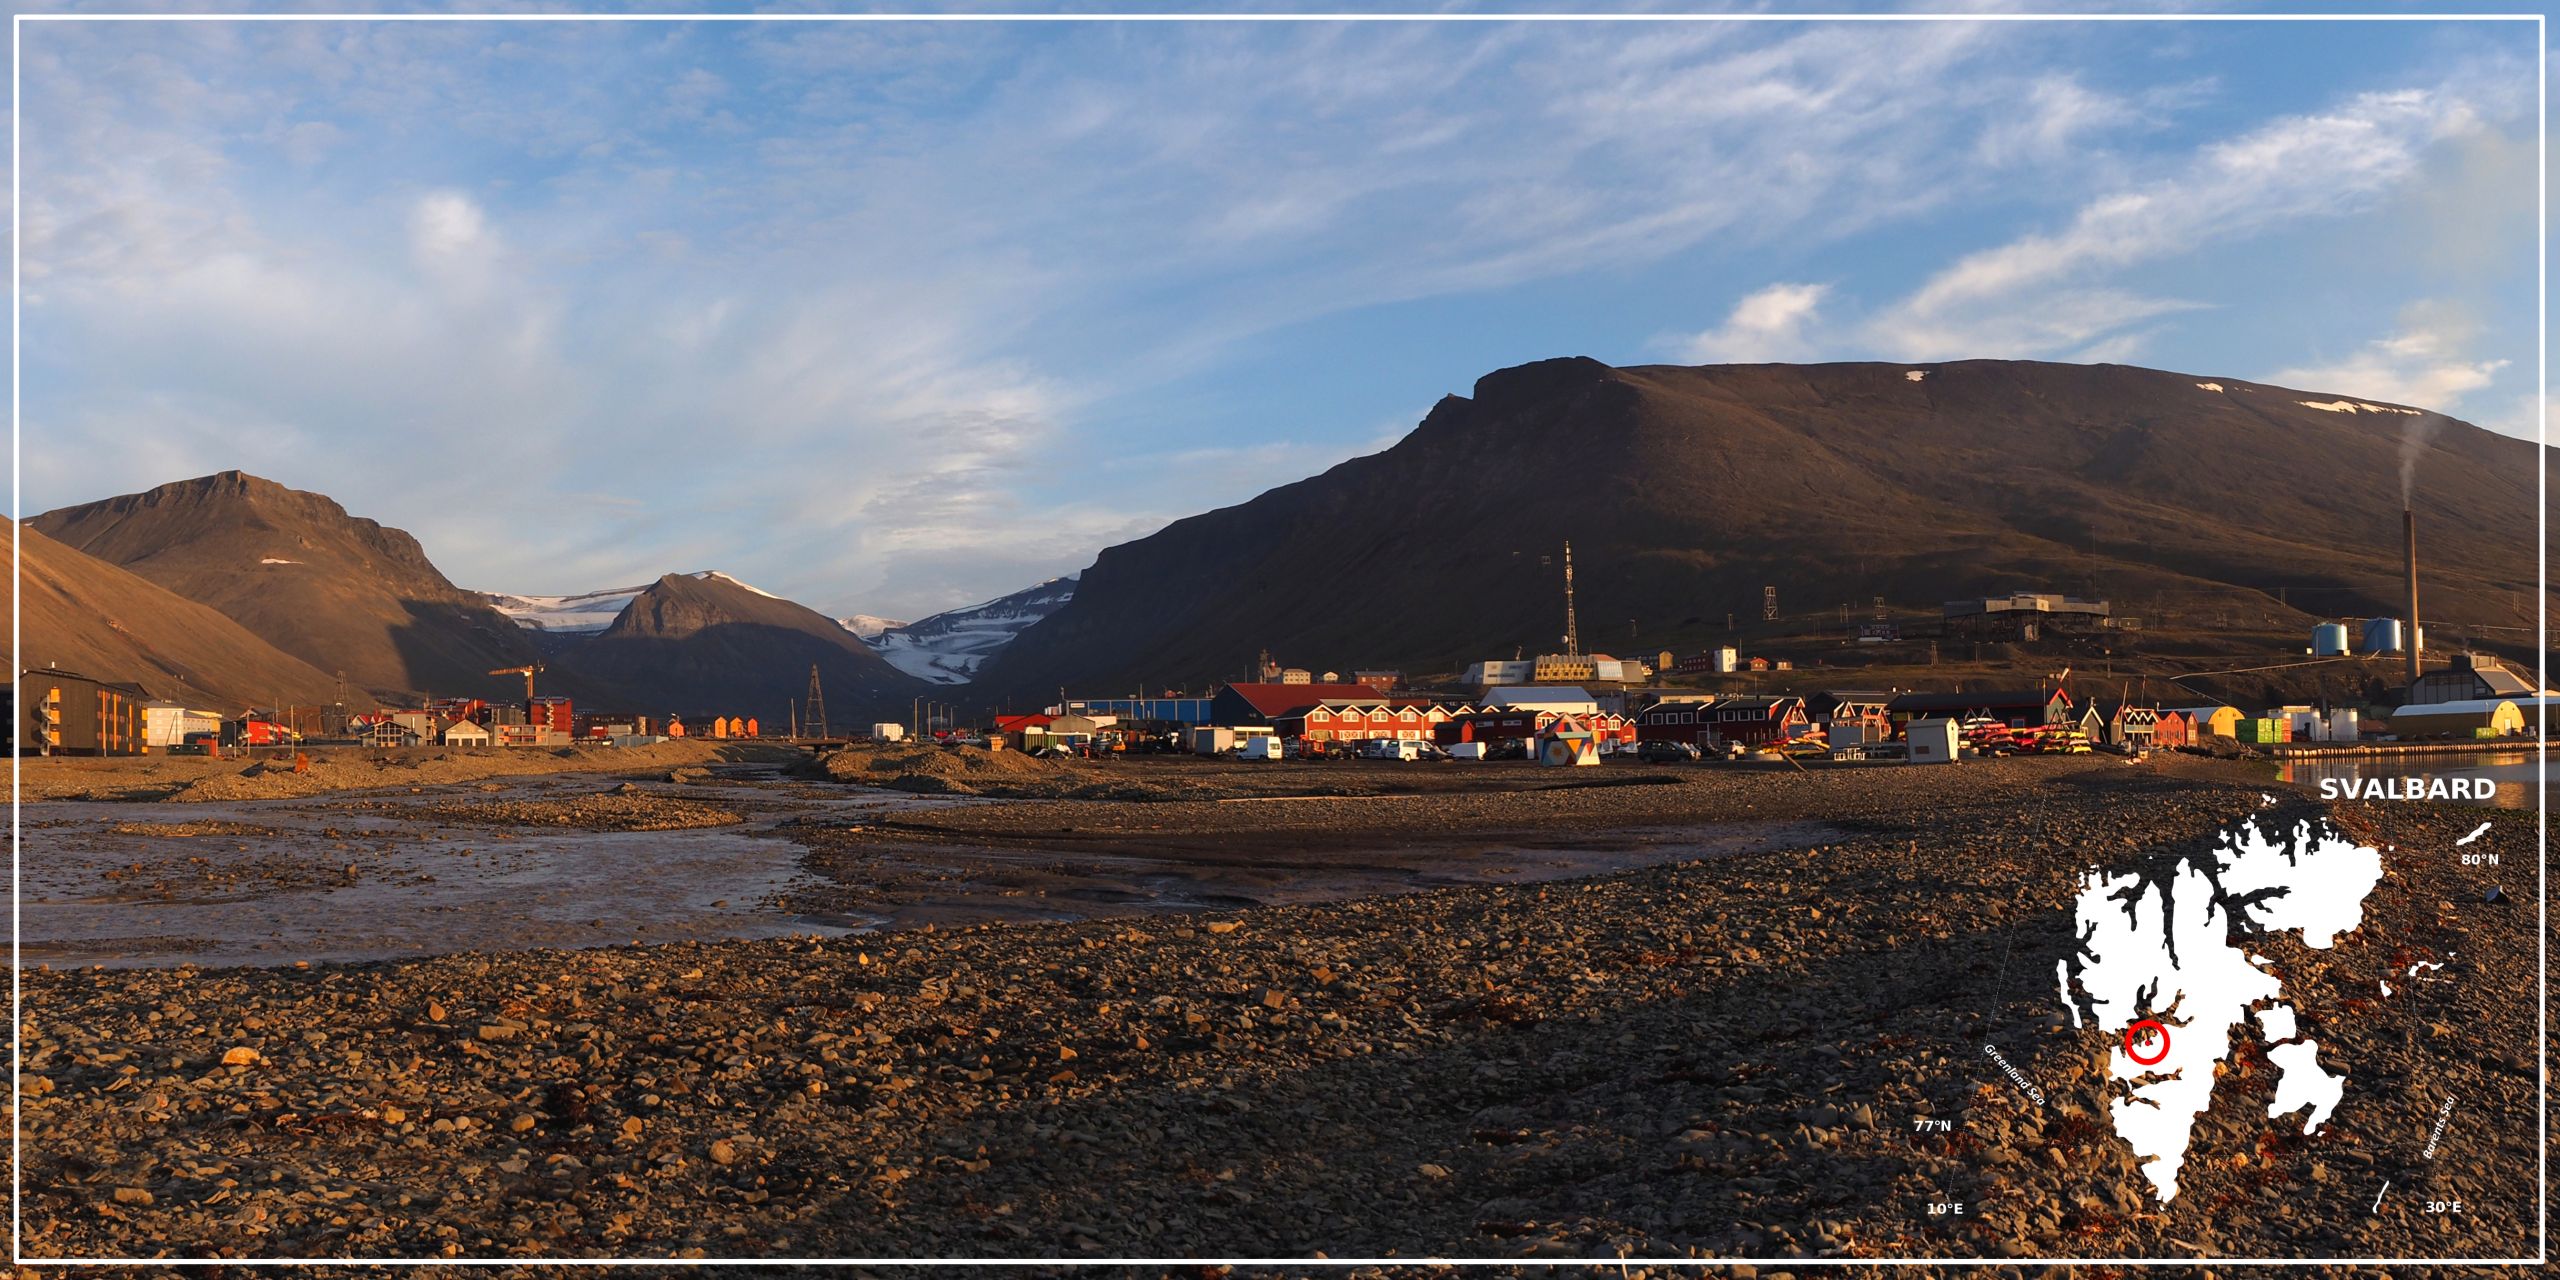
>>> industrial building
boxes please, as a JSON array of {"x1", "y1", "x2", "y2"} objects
[
  {"x1": 2389, "y1": 699, "x2": 2526, "y2": 739},
  {"x1": 1477, "y1": 685, "x2": 1601, "y2": 717},
  {"x1": 2404, "y1": 652, "x2": 2539, "y2": 706},
  {"x1": 1940, "y1": 593, "x2": 2111, "y2": 641},
  {"x1": 1059, "y1": 696, "x2": 1214, "y2": 726},
  {"x1": 1462, "y1": 655, "x2": 1646, "y2": 687},
  {"x1": 143, "y1": 702, "x2": 222, "y2": 749}
]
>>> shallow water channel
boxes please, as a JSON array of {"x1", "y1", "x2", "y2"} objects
[{"x1": 21, "y1": 768, "x2": 1843, "y2": 969}]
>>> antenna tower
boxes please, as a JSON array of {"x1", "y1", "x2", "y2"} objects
[{"x1": 1562, "y1": 541, "x2": 1580, "y2": 656}]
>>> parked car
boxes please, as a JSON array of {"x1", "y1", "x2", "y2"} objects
[
  {"x1": 1636, "y1": 739, "x2": 1702, "y2": 763},
  {"x1": 1486, "y1": 738, "x2": 1530, "y2": 760}
]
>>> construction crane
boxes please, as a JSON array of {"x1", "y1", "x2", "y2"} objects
[{"x1": 489, "y1": 664, "x2": 545, "y2": 700}]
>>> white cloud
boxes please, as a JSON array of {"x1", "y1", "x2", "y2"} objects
[
  {"x1": 2263, "y1": 300, "x2": 2508, "y2": 416},
  {"x1": 1677, "y1": 283, "x2": 1830, "y2": 364},
  {"x1": 1872, "y1": 85, "x2": 2501, "y2": 361},
  {"x1": 13, "y1": 21, "x2": 2540, "y2": 613}
]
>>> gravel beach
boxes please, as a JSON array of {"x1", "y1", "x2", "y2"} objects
[{"x1": 14, "y1": 753, "x2": 2544, "y2": 1272}]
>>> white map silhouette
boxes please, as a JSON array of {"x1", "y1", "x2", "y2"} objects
[{"x1": 2059, "y1": 817, "x2": 2385, "y2": 1202}]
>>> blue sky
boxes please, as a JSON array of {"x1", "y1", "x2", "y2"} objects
[{"x1": 14, "y1": 8, "x2": 2544, "y2": 620}]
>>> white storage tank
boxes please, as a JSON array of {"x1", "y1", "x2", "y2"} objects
[
  {"x1": 2312, "y1": 623, "x2": 2350, "y2": 656},
  {"x1": 2361, "y1": 618, "x2": 2405, "y2": 655}
]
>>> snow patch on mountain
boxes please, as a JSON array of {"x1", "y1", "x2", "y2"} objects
[
  {"x1": 859, "y1": 575, "x2": 1077, "y2": 685},
  {"x1": 837, "y1": 614, "x2": 908, "y2": 640}
]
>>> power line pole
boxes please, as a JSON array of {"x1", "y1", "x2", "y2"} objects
[{"x1": 804, "y1": 664, "x2": 828, "y2": 740}]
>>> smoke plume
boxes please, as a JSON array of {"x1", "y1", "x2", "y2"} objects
[{"x1": 2399, "y1": 412, "x2": 2448, "y2": 506}]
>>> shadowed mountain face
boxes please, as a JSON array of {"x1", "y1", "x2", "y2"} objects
[
  {"x1": 31, "y1": 472, "x2": 543, "y2": 702},
  {"x1": 8, "y1": 523, "x2": 351, "y2": 710},
  {"x1": 555, "y1": 571, "x2": 921, "y2": 726},
  {"x1": 980, "y1": 357, "x2": 2546, "y2": 697}
]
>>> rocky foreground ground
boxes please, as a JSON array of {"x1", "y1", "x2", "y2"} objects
[{"x1": 14, "y1": 755, "x2": 2545, "y2": 1278}]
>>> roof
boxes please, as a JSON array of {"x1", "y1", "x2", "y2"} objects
[
  {"x1": 2391, "y1": 699, "x2": 2522, "y2": 718},
  {"x1": 1705, "y1": 695, "x2": 1801, "y2": 713},
  {"x1": 2472, "y1": 668, "x2": 2537, "y2": 696},
  {"x1": 1481, "y1": 685, "x2": 1596, "y2": 704},
  {"x1": 1887, "y1": 689, "x2": 2062, "y2": 713},
  {"x1": 1219, "y1": 682, "x2": 1397, "y2": 718}
]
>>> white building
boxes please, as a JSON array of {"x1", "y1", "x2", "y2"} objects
[
  {"x1": 143, "y1": 702, "x2": 222, "y2": 749},
  {"x1": 1479, "y1": 685, "x2": 1600, "y2": 716}
]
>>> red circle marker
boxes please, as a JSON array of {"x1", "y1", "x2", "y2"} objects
[{"x1": 2125, "y1": 1019, "x2": 2171, "y2": 1066}]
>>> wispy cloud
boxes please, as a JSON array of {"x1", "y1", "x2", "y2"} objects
[
  {"x1": 1870, "y1": 83, "x2": 2508, "y2": 361},
  {"x1": 2264, "y1": 299, "x2": 2509, "y2": 415}
]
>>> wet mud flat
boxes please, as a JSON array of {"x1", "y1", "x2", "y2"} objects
[
  {"x1": 783, "y1": 818, "x2": 1849, "y2": 930},
  {"x1": 28, "y1": 756, "x2": 1864, "y2": 968},
  {"x1": 17, "y1": 770, "x2": 945, "y2": 969},
  {"x1": 18, "y1": 759, "x2": 2541, "y2": 1264}
]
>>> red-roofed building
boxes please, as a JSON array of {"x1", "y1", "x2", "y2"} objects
[
  {"x1": 1282, "y1": 700, "x2": 1454, "y2": 744},
  {"x1": 1211, "y1": 682, "x2": 1424, "y2": 727}
]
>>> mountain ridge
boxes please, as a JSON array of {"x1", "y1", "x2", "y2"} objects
[
  {"x1": 977, "y1": 357, "x2": 2545, "y2": 698},
  {"x1": 31, "y1": 472, "x2": 544, "y2": 702}
]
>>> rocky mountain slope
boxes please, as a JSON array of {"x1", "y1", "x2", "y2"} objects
[
  {"x1": 9, "y1": 523, "x2": 348, "y2": 710},
  {"x1": 553, "y1": 570, "x2": 920, "y2": 725},
  {"x1": 979, "y1": 358, "x2": 2545, "y2": 697},
  {"x1": 31, "y1": 473, "x2": 542, "y2": 701}
]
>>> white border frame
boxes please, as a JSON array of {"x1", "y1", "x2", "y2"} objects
[{"x1": 7, "y1": 7, "x2": 2547, "y2": 1271}]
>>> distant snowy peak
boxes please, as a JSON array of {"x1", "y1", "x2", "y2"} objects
[
  {"x1": 860, "y1": 574, "x2": 1077, "y2": 685},
  {"x1": 483, "y1": 571, "x2": 781, "y2": 634}
]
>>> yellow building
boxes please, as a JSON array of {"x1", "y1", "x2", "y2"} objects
[{"x1": 2389, "y1": 699, "x2": 2525, "y2": 739}]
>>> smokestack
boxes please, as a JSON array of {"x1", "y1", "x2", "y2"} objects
[{"x1": 2403, "y1": 506, "x2": 2422, "y2": 689}]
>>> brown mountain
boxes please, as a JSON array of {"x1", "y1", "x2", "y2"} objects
[
  {"x1": 554, "y1": 571, "x2": 921, "y2": 726},
  {"x1": 8, "y1": 523, "x2": 347, "y2": 709},
  {"x1": 981, "y1": 357, "x2": 2545, "y2": 696},
  {"x1": 31, "y1": 472, "x2": 543, "y2": 702}
]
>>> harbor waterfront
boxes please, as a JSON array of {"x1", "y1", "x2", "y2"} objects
[{"x1": 2274, "y1": 749, "x2": 2542, "y2": 811}]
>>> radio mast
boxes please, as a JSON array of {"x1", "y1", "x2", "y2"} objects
[{"x1": 1562, "y1": 541, "x2": 1580, "y2": 656}]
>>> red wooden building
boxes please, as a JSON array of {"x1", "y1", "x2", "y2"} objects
[{"x1": 1635, "y1": 695, "x2": 1807, "y2": 747}]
